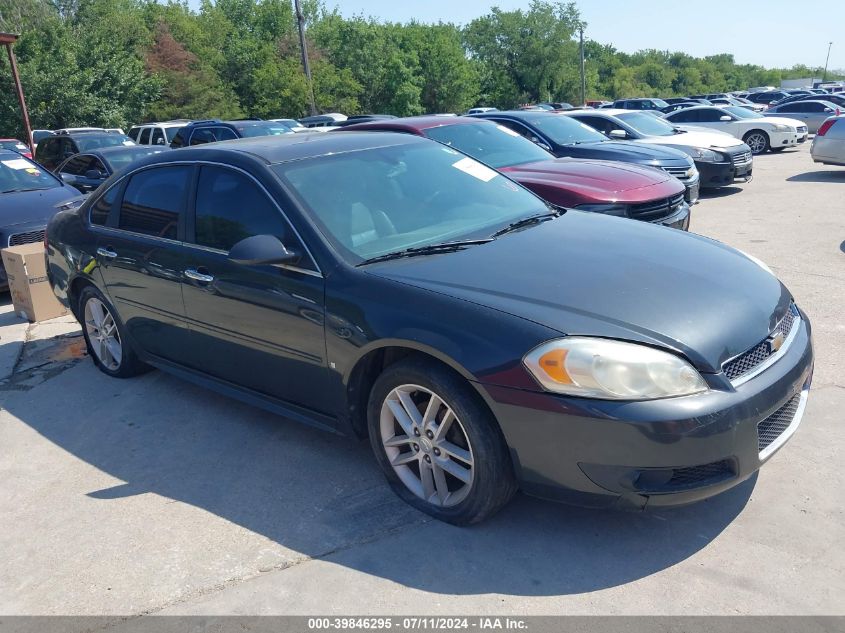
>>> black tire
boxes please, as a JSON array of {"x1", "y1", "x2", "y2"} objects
[
  {"x1": 743, "y1": 130, "x2": 770, "y2": 154},
  {"x1": 367, "y1": 355, "x2": 517, "y2": 525},
  {"x1": 78, "y1": 285, "x2": 149, "y2": 378}
]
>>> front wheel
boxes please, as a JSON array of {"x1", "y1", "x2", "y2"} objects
[
  {"x1": 367, "y1": 356, "x2": 517, "y2": 525},
  {"x1": 743, "y1": 130, "x2": 770, "y2": 155},
  {"x1": 79, "y1": 285, "x2": 149, "y2": 378}
]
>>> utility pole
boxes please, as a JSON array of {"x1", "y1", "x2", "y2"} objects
[
  {"x1": 822, "y1": 41, "x2": 833, "y2": 82},
  {"x1": 579, "y1": 26, "x2": 586, "y2": 106},
  {"x1": 294, "y1": 0, "x2": 317, "y2": 116},
  {"x1": 1, "y1": 33, "x2": 34, "y2": 155}
]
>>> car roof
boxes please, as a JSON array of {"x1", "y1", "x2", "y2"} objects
[
  {"x1": 342, "y1": 115, "x2": 481, "y2": 132},
  {"x1": 565, "y1": 109, "x2": 638, "y2": 117},
  {"x1": 149, "y1": 131, "x2": 427, "y2": 166},
  {"x1": 772, "y1": 99, "x2": 838, "y2": 108}
]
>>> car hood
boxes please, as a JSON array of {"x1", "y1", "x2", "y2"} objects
[
  {"x1": 0, "y1": 185, "x2": 81, "y2": 228},
  {"x1": 571, "y1": 140, "x2": 692, "y2": 163},
  {"x1": 500, "y1": 158, "x2": 682, "y2": 203},
  {"x1": 365, "y1": 211, "x2": 791, "y2": 373},
  {"x1": 760, "y1": 116, "x2": 806, "y2": 128},
  {"x1": 637, "y1": 130, "x2": 745, "y2": 150}
]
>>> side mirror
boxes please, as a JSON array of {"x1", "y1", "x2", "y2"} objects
[
  {"x1": 719, "y1": 115, "x2": 732, "y2": 121},
  {"x1": 60, "y1": 173, "x2": 77, "y2": 184},
  {"x1": 608, "y1": 129, "x2": 627, "y2": 139},
  {"x1": 84, "y1": 169, "x2": 104, "y2": 180},
  {"x1": 228, "y1": 234, "x2": 300, "y2": 266},
  {"x1": 531, "y1": 137, "x2": 552, "y2": 152}
]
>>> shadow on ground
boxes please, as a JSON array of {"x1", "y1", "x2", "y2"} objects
[
  {"x1": 786, "y1": 170, "x2": 845, "y2": 183},
  {"x1": 1, "y1": 359, "x2": 753, "y2": 597},
  {"x1": 699, "y1": 186, "x2": 744, "y2": 199}
]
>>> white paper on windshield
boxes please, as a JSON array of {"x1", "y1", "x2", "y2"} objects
[
  {"x1": 2, "y1": 159, "x2": 32, "y2": 170},
  {"x1": 452, "y1": 157, "x2": 498, "y2": 182},
  {"x1": 496, "y1": 124, "x2": 520, "y2": 137},
  {"x1": 123, "y1": 140, "x2": 135, "y2": 146}
]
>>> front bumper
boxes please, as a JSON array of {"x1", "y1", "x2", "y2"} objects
[
  {"x1": 769, "y1": 129, "x2": 802, "y2": 148},
  {"x1": 697, "y1": 157, "x2": 752, "y2": 188},
  {"x1": 654, "y1": 201, "x2": 690, "y2": 231},
  {"x1": 478, "y1": 314, "x2": 813, "y2": 510}
]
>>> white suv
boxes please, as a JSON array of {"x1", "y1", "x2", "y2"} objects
[{"x1": 128, "y1": 120, "x2": 191, "y2": 146}]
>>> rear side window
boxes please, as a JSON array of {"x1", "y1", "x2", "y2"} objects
[
  {"x1": 189, "y1": 128, "x2": 215, "y2": 145},
  {"x1": 128, "y1": 127, "x2": 141, "y2": 141},
  {"x1": 193, "y1": 165, "x2": 287, "y2": 251},
  {"x1": 151, "y1": 128, "x2": 165, "y2": 145},
  {"x1": 139, "y1": 128, "x2": 151, "y2": 144},
  {"x1": 170, "y1": 128, "x2": 186, "y2": 148},
  {"x1": 90, "y1": 185, "x2": 119, "y2": 226},
  {"x1": 118, "y1": 166, "x2": 190, "y2": 239},
  {"x1": 213, "y1": 127, "x2": 238, "y2": 141}
]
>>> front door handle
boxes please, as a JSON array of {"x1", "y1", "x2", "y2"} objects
[
  {"x1": 184, "y1": 268, "x2": 215, "y2": 283},
  {"x1": 96, "y1": 247, "x2": 117, "y2": 259}
]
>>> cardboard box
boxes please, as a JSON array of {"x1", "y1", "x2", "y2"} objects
[{"x1": 1, "y1": 242, "x2": 68, "y2": 323}]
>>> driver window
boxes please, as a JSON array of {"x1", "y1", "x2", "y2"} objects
[{"x1": 192, "y1": 166, "x2": 309, "y2": 267}]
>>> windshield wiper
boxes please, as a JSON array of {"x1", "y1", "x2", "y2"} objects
[
  {"x1": 491, "y1": 210, "x2": 562, "y2": 238},
  {"x1": 358, "y1": 239, "x2": 494, "y2": 265}
]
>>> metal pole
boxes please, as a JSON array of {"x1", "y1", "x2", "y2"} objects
[
  {"x1": 4, "y1": 41, "x2": 34, "y2": 155},
  {"x1": 294, "y1": 0, "x2": 317, "y2": 116},
  {"x1": 579, "y1": 27, "x2": 586, "y2": 106},
  {"x1": 822, "y1": 42, "x2": 833, "y2": 82}
]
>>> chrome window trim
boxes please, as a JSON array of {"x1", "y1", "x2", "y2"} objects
[
  {"x1": 87, "y1": 159, "x2": 323, "y2": 277},
  {"x1": 759, "y1": 387, "x2": 809, "y2": 461},
  {"x1": 728, "y1": 313, "x2": 801, "y2": 388}
]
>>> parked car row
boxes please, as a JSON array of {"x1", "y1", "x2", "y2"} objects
[{"x1": 42, "y1": 128, "x2": 815, "y2": 525}]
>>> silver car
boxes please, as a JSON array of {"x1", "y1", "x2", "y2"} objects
[
  {"x1": 811, "y1": 115, "x2": 845, "y2": 166},
  {"x1": 765, "y1": 100, "x2": 842, "y2": 134}
]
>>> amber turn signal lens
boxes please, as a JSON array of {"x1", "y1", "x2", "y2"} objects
[{"x1": 538, "y1": 348, "x2": 573, "y2": 384}]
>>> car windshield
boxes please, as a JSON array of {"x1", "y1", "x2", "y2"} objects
[
  {"x1": 75, "y1": 135, "x2": 134, "y2": 152},
  {"x1": 0, "y1": 155, "x2": 60, "y2": 192},
  {"x1": 723, "y1": 107, "x2": 759, "y2": 119},
  {"x1": 617, "y1": 112, "x2": 678, "y2": 136},
  {"x1": 424, "y1": 122, "x2": 552, "y2": 169},
  {"x1": 235, "y1": 122, "x2": 293, "y2": 137},
  {"x1": 0, "y1": 140, "x2": 27, "y2": 152},
  {"x1": 522, "y1": 115, "x2": 608, "y2": 145},
  {"x1": 273, "y1": 141, "x2": 547, "y2": 262},
  {"x1": 103, "y1": 148, "x2": 162, "y2": 172}
]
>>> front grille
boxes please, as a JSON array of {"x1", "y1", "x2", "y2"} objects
[
  {"x1": 634, "y1": 459, "x2": 735, "y2": 493},
  {"x1": 628, "y1": 192, "x2": 685, "y2": 222},
  {"x1": 797, "y1": 126, "x2": 807, "y2": 134},
  {"x1": 758, "y1": 393, "x2": 802, "y2": 452},
  {"x1": 723, "y1": 303, "x2": 799, "y2": 382},
  {"x1": 8, "y1": 229, "x2": 45, "y2": 247},
  {"x1": 732, "y1": 150, "x2": 752, "y2": 165},
  {"x1": 662, "y1": 165, "x2": 693, "y2": 179}
]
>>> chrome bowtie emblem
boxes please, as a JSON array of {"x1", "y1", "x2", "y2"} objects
[{"x1": 767, "y1": 331, "x2": 785, "y2": 353}]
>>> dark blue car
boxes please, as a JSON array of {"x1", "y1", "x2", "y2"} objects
[{"x1": 0, "y1": 150, "x2": 85, "y2": 290}]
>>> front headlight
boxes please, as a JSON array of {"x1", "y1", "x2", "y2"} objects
[
  {"x1": 771, "y1": 124, "x2": 791, "y2": 132},
  {"x1": 688, "y1": 147, "x2": 722, "y2": 161},
  {"x1": 574, "y1": 203, "x2": 628, "y2": 217},
  {"x1": 523, "y1": 337, "x2": 708, "y2": 400}
]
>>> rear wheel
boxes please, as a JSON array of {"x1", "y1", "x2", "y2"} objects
[
  {"x1": 79, "y1": 286, "x2": 148, "y2": 378},
  {"x1": 367, "y1": 356, "x2": 517, "y2": 525},
  {"x1": 743, "y1": 130, "x2": 770, "y2": 154}
]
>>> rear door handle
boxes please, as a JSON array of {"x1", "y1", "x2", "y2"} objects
[
  {"x1": 96, "y1": 247, "x2": 117, "y2": 259},
  {"x1": 184, "y1": 268, "x2": 214, "y2": 283}
]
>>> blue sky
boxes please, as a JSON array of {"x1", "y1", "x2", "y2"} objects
[{"x1": 187, "y1": 0, "x2": 844, "y2": 72}]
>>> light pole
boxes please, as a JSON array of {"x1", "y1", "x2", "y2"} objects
[
  {"x1": 294, "y1": 0, "x2": 317, "y2": 116},
  {"x1": 579, "y1": 26, "x2": 586, "y2": 106},
  {"x1": 822, "y1": 41, "x2": 833, "y2": 82}
]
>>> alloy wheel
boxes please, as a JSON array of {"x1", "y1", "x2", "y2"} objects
[
  {"x1": 745, "y1": 133, "x2": 767, "y2": 154},
  {"x1": 380, "y1": 384, "x2": 474, "y2": 507},
  {"x1": 84, "y1": 297, "x2": 122, "y2": 371}
]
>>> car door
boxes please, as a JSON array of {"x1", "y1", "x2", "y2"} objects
[
  {"x1": 94, "y1": 164, "x2": 192, "y2": 362},
  {"x1": 801, "y1": 102, "x2": 835, "y2": 133},
  {"x1": 179, "y1": 163, "x2": 329, "y2": 411}
]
